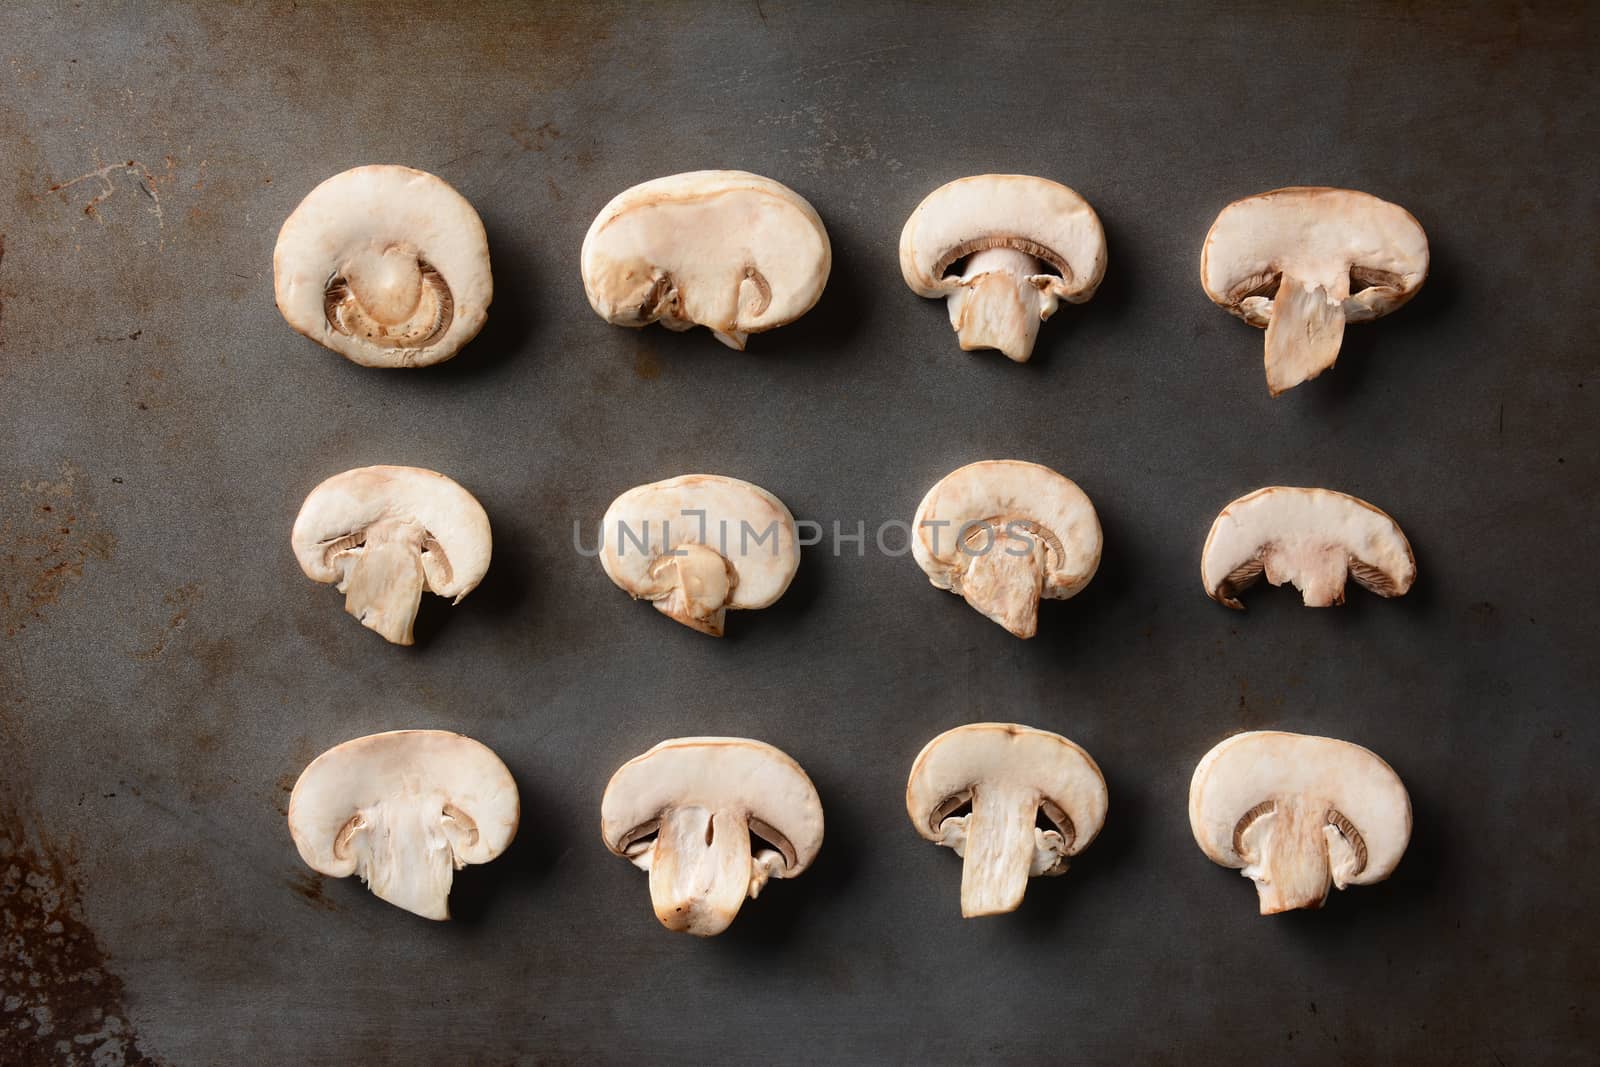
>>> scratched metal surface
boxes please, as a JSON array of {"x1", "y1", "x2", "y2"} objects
[{"x1": 0, "y1": 1, "x2": 1596, "y2": 1063}]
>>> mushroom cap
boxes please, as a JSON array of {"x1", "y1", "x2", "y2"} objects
[
  {"x1": 599, "y1": 474, "x2": 799, "y2": 609},
  {"x1": 912, "y1": 460, "x2": 1101, "y2": 600},
  {"x1": 288, "y1": 729, "x2": 519, "y2": 876},
  {"x1": 899, "y1": 175, "x2": 1106, "y2": 303},
  {"x1": 274, "y1": 165, "x2": 493, "y2": 368},
  {"x1": 580, "y1": 170, "x2": 831, "y2": 339},
  {"x1": 905, "y1": 723, "x2": 1107, "y2": 850},
  {"x1": 1201, "y1": 187, "x2": 1428, "y2": 321},
  {"x1": 1200, "y1": 486, "x2": 1415, "y2": 609},
  {"x1": 600, "y1": 737, "x2": 824, "y2": 873},
  {"x1": 1189, "y1": 730, "x2": 1410, "y2": 885},
  {"x1": 291, "y1": 465, "x2": 492, "y2": 601}
]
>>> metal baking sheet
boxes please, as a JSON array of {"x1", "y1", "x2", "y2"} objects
[{"x1": 2, "y1": 2, "x2": 1595, "y2": 1063}]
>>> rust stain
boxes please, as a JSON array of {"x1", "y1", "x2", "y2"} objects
[
  {"x1": 0, "y1": 798, "x2": 159, "y2": 1064},
  {"x1": 0, "y1": 233, "x2": 6, "y2": 347},
  {"x1": 509, "y1": 120, "x2": 560, "y2": 152},
  {"x1": 273, "y1": 772, "x2": 298, "y2": 817},
  {"x1": 132, "y1": 583, "x2": 201, "y2": 661},
  {"x1": 46, "y1": 157, "x2": 174, "y2": 235},
  {"x1": 633, "y1": 340, "x2": 661, "y2": 381},
  {"x1": 1, "y1": 464, "x2": 117, "y2": 639},
  {"x1": 286, "y1": 871, "x2": 336, "y2": 912}
]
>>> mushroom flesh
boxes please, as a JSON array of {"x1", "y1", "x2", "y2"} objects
[
  {"x1": 580, "y1": 170, "x2": 831, "y2": 350},
  {"x1": 906, "y1": 723, "x2": 1107, "y2": 917},
  {"x1": 287, "y1": 730, "x2": 519, "y2": 920},
  {"x1": 1201, "y1": 187, "x2": 1428, "y2": 395},
  {"x1": 292, "y1": 465, "x2": 491, "y2": 644},
  {"x1": 274, "y1": 165, "x2": 493, "y2": 367},
  {"x1": 1189, "y1": 731, "x2": 1410, "y2": 914},
  {"x1": 900, "y1": 175, "x2": 1106, "y2": 362},
  {"x1": 601, "y1": 737, "x2": 824, "y2": 936},
  {"x1": 599, "y1": 474, "x2": 799, "y2": 636},
  {"x1": 1201, "y1": 486, "x2": 1415, "y2": 610},
  {"x1": 912, "y1": 460, "x2": 1101, "y2": 638}
]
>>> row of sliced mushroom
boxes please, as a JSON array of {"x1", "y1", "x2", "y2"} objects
[
  {"x1": 273, "y1": 165, "x2": 1428, "y2": 394},
  {"x1": 287, "y1": 725, "x2": 1410, "y2": 928},
  {"x1": 290, "y1": 463, "x2": 1415, "y2": 645}
]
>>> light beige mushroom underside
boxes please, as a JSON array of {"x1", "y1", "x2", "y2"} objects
[
  {"x1": 1188, "y1": 730, "x2": 1410, "y2": 882},
  {"x1": 912, "y1": 460, "x2": 1101, "y2": 600},
  {"x1": 1200, "y1": 486, "x2": 1414, "y2": 610},
  {"x1": 900, "y1": 174, "x2": 1106, "y2": 300},
  {"x1": 291, "y1": 465, "x2": 492, "y2": 601},
  {"x1": 580, "y1": 170, "x2": 831, "y2": 348},
  {"x1": 599, "y1": 473, "x2": 799, "y2": 610},
  {"x1": 274, "y1": 165, "x2": 492, "y2": 368},
  {"x1": 287, "y1": 730, "x2": 519, "y2": 920}
]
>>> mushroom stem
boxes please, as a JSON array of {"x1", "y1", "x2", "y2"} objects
[
  {"x1": 339, "y1": 520, "x2": 427, "y2": 645},
  {"x1": 647, "y1": 543, "x2": 733, "y2": 637},
  {"x1": 1262, "y1": 541, "x2": 1349, "y2": 608},
  {"x1": 946, "y1": 248, "x2": 1058, "y2": 363},
  {"x1": 951, "y1": 524, "x2": 1048, "y2": 639},
  {"x1": 1238, "y1": 798, "x2": 1336, "y2": 915},
  {"x1": 647, "y1": 806, "x2": 753, "y2": 936},
  {"x1": 958, "y1": 782, "x2": 1044, "y2": 917},
  {"x1": 1263, "y1": 272, "x2": 1349, "y2": 396},
  {"x1": 347, "y1": 800, "x2": 460, "y2": 921}
]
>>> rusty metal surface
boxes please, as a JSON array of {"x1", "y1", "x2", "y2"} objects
[{"x1": 1, "y1": 1, "x2": 1596, "y2": 1063}]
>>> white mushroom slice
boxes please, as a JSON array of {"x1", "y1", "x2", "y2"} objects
[
  {"x1": 1201, "y1": 486, "x2": 1415, "y2": 610},
  {"x1": 580, "y1": 170, "x2": 831, "y2": 350},
  {"x1": 1201, "y1": 187, "x2": 1428, "y2": 395},
  {"x1": 912, "y1": 460, "x2": 1101, "y2": 638},
  {"x1": 899, "y1": 175, "x2": 1106, "y2": 363},
  {"x1": 906, "y1": 723, "x2": 1106, "y2": 918},
  {"x1": 291, "y1": 465, "x2": 492, "y2": 645},
  {"x1": 287, "y1": 730, "x2": 518, "y2": 920},
  {"x1": 274, "y1": 165, "x2": 493, "y2": 368},
  {"x1": 601, "y1": 737, "x2": 824, "y2": 936},
  {"x1": 1190, "y1": 731, "x2": 1410, "y2": 915},
  {"x1": 599, "y1": 474, "x2": 799, "y2": 636}
]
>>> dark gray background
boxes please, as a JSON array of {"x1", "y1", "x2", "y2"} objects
[{"x1": 1, "y1": 2, "x2": 1595, "y2": 1064}]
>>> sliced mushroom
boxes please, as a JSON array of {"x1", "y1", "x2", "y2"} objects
[
  {"x1": 599, "y1": 474, "x2": 798, "y2": 636},
  {"x1": 274, "y1": 165, "x2": 493, "y2": 368},
  {"x1": 1201, "y1": 187, "x2": 1428, "y2": 395},
  {"x1": 600, "y1": 737, "x2": 823, "y2": 936},
  {"x1": 580, "y1": 170, "x2": 831, "y2": 350},
  {"x1": 1201, "y1": 486, "x2": 1415, "y2": 610},
  {"x1": 912, "y1": 460, "x2": 1101, "y2": 638},
  {"x1": 899, "y1": 175, "x2": 1106, "y2": 363},
  {"x1": 906, "y1": 723, "x2": 1106, "y2": 917},
  {"x1": 291, "y1": 465, "x2": 491, "y2": 645},
  {"x1": 1190, "y1": 731, "x2": 1410, "y2": 914},
  {"x1": 287, "y1": 730, "x2": 518, "y2": 920}
]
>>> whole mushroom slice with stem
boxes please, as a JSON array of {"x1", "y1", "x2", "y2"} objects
[
  {"x1": 906, "y1": 723, "x2": 1107, "y2": 918},
  {"x1": 1201, "y1": 486, "x2": 1415, "y2": 610},
  {"x1": 274, "y1": 164, "x2": 493, "y2": 368},
  {"x1": 899, "y1": 174, "x2": 1106, "y2": 363},
  {"x1": 599, "y1": 474, "x2": 799, "y2": 637},
  {"x1": 601, "y1": 737, "x2": 824, "y2": 936},
  {"x1": 1190, "y1": 731, "x2": 1410, "y2": 915},
  {"x1": 292, "y1": 465, "x2": 491, "y2": 645},
  {"x1": 288, "y1": 730, "x2": 519, "y2": 920},
  {"x1": 912, "y1": 460, "x2": 1101, "y2": 638},
  {"x1": 580, "y1": 170, "x2": 831, "y2": 350},
  {"x1": 1201, "y1": 187, "x2": 1428, "y2": 395}
]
